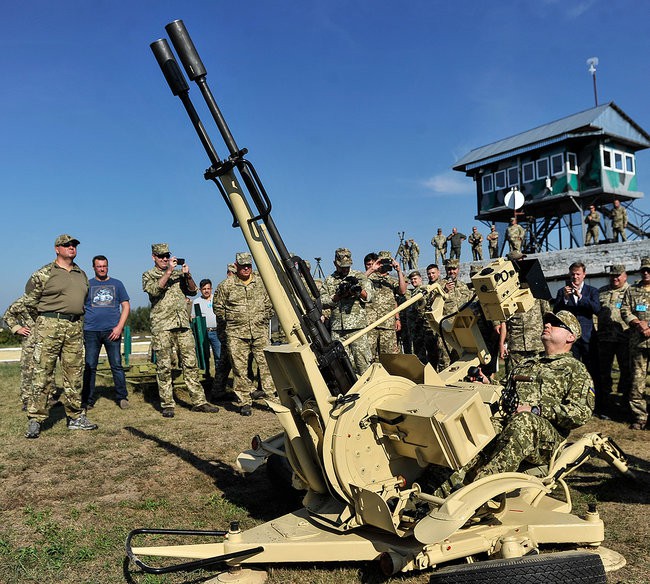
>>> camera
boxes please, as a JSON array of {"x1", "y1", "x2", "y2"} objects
[
  {"x1": 176, "y1": 258, "x2": 185, "y2": 266},
  {"x1": 336, "y1": 276, "x2": 362, "y2": 298},
  {"x1": 378, "y1": 258, "x2": 393, "y2": 274}
]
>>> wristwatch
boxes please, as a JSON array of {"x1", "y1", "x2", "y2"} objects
[{"x1": 531, "y1": 405, "x2": 541, "y2": 416}]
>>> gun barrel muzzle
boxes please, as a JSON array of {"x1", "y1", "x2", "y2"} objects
[
  {"x1": 150, "y1": 39, "x2": 189, "y2": 96},
  {"x1": 166, "y1": 19, "x2": 207, "y2": 81}
]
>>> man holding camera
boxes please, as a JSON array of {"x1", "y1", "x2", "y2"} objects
[
  {"x1": 142, "y1": 243, "x2": 219, "y2": 418},
  {"x1": 364, "y1": 251, "x2": 407, "y2": 361},
  {"x1": 321, "y1": 248, "x2": 373, "y2": 376}
]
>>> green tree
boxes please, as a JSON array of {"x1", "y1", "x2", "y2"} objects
[{"x1": 128, "y1": 306, "x2": 151, "y2": 334}]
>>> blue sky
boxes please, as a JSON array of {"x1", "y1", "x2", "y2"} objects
[{"x1": 2, "y1": 0, "x2": 649, "y2": 311}]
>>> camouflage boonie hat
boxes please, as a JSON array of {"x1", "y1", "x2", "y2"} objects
[
  {"x1": 609, "y1": 264, "x2": 626, "y2": 275},
  {"x1": 543, "y1": 311, "x2": 581, "y2": 340},
  {"x1": 640, "y1": 257, "x2": 650, "y2": 269},
  {"x1": 507, "y1": 251, "x2": 525, "y2": 261},
  {"x1": 445, "y1": 258, "x2": 460, "y2": 269},
  {"x1": 334, "y1": 248, "x2": 353, "y2": 267},
  {"x1": 408, "y1": 270, "x2": 421, "y2": 278},
  {"x1": 227, "y1": 263, "x2": 237, "y2": 274},
  {"x1": 55, "y1": 234, "x2": 80, "y2": 246},
  {"x1": 378, "y1": 250, "x2": 392, "y2": 259},
  {"x1": 236, "y1": 252, "x2": 253, "y2": 265}
]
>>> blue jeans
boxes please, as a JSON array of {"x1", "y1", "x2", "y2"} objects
[
  {"x1": 206, "y1": 330, "x2": 221, "y2": 375},
  {"x1": 82, "y1": 330, "x2": 128, "y2": 404}
]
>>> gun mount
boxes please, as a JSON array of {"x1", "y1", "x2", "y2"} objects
[{"x1": 127, "y1": 20, "x2": 629, "y2": 582}]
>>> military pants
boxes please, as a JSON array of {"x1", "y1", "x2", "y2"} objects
[
  {"x1": 612, "y1": 227, "x2": 627, "y2": 242},
  {"x1": 489, "y1": 246, "x2": 499, "y2": 259},
  {"x1": 332, "y1": 329, "x2": 371, "y2": 377},
  {"x1": 471, "y1": 247, "x2": 483, "y2": 261},
  {"x1": 435, "y1": 249, "x2": 446, "y2": 266},
  {"x1": 367, "y1": 327, "x2": 399, "y2": 361},
  {"x1": 152, "y1": 327, "x2": 207, "y2": 409},
  {"x1": 449, "y1": 246, "x2": 461, "y2": 260},
  {"x1": 598, "y1": 338, "x2": 631, "y2": 400},
  {"x1": 227, "y1": 334, "x2": 274, "y2": 406},
  {"x1": 629, "y1": 346, "x2": 649, "y2": 425},
  {"x1": 585, "y1": 226, "x2": 599, "y2": 245},
  {"x1": 20, "y1": 332, "x2": 38, "y2": 404},
  {"x1": 28, "y1": 316, "x2": 84, "y2": 423},
  {"x1": 213, "y1": 328, "x2": 232, "y2": 393},
  {"x1": 474, "y1": 412, "x2": 564, "y2": 479}
]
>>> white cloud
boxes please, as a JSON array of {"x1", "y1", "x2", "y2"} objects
[{"x1": 421, "y1": 172, "x2": 473, "y2": 197}]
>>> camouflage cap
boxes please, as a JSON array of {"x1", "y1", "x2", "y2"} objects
[
  {"x1": 408, "y1": 270, "x2": 421, "y2": 278},
  {"x1": 378, "y1": 250, "x2": 392, "y2": 259},
  {"x1": 610, "y1": 264, "x2": 626, "y2": 275},
  {"x1": 641, "y1": 257, "x2": 650, "y2": 269},
  {"x1": 227, "y1": 263, "x2": 237, "y2": 274},
  {"x1": 543, "y1": 311, "x2": 581, "y2": 340},
  {"x1": 235, "y1": 252, "x2": 253, "y2": 265},
  {"x1": 151, "y1": 243, "x2": 169, "y2": 255},
  {"x1": 334, "y1": 248, "x2": 353, "y2": 267},
  {"x1": 445, "y1": 258, "x2": 460, "y2": 269},
  {"x1": 507, "y1": 250, "x2": 525, "y2": 261},
  {"x1": 55, "y1": 234, "x2": 80, "y2": 246}
]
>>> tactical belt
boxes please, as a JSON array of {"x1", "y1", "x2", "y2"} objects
[{"x1": 39, "y1": 311, "x2": 82, "y2": 322}]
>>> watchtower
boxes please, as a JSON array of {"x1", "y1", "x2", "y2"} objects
[{"x1": 453, "y1": 102, "x2": 650, "y2": 252}]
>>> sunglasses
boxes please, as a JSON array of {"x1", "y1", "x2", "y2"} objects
[
  {"x1": 58, "y1": 242, "x2": 77, "y2": 248},
  {"x1": 156, "y1": 253, "x2": 171, "y2": 259},
  {"x1": 641, "y1": 268, "x2": 650, "y2": 273},
  {"x1": 545, "y1": 320, "x2": 573, "y2": 333}
]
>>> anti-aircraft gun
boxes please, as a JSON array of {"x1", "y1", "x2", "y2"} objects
[{"x1": 127, "y1": 20, "x2": 631, "y2": 582}]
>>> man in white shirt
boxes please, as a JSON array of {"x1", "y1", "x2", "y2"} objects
[{"x1": 192, "y1": 279, "x2": 221, "y2": 379}]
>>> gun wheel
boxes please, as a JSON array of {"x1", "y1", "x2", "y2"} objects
[{"x1": 429, "y1": 551, "x2": 605, "y2": 583}]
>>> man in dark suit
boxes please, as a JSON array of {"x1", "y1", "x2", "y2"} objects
[{"x1": 554, "y1": 261, "x2": 600, "y2": 380}]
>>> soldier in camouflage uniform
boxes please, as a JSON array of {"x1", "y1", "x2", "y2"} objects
[
  {"x1": 23, "y1": 234, "x2": 98, "y2": 438},
  {"x1": 446, "y1": 228, "x2": 466, "y2": 260},
  {"x1": 143, "y1": 243, "x2": 218, "y2": 418},
  {"x1": 584, "y1": 204, "x2": 601, "y2": 246},
  {"x1": 498, "y1": 297, "x2": 550, "y2": 369},
  {"x1": 408, "y1": 239, "x2": 420, "y2": 269},
  {"x1": 321, "y1": 248, "x2": 373, "y2": 376},
  {"x1": 396, "y1": 240, "x2": 410, "y2": 272},
  {"x1": 364, "y1": 251, "x2": 407, "y2": 361},
  {"x1": 505, "y1": 217, "x2": 525, "y2": 252},
  {"x1": 438, "y1": 259, "x2": 472, "y2": 369},
  {"x1": 486, "y1": 225, "x2": 499, "y2": 259},
  {"x1": 213, "y1": 252, "x2": 274, "y2": 416},
  {"x1": 431, "y1": 228, "x2": 447, "y2": 266},
  {"x1": 473, "y1": 311, "x2": 595, "y2": 479},
  {"x1": 597, "y1": 264, "x2": 631, "y2": 417},
  {"x1": 468, "y1": 227, "x2": 483, "y2": 261},
  {"x1": 3, "y1": 295, "x2": 41, "y2": 409},
  {"x1": 611, "y1": 198, "x2": 628, "y2": 242},
  {"x1": 620, "y1": 257, "x2": 650, "y2": 430}
]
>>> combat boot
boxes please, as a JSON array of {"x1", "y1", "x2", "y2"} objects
[
  {"x1": 25, "y1": 420, "x2": 41, "y2": 439},
  {"x1": 250, "y1": 389, "x2": 268, "y2": 400},
  {"x1": 67, "y1": 414, "x2": 99, "y2": 431},
  {"x1": 191, "y1": 403, "x2": 219, "y2": 413}
]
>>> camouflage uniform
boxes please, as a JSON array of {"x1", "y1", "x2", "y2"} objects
[
  {"x1": 431, "y1": 233, "x2": 447, "y2": 266},
  {"x1": 584, "y1": 209, "x2": 601, "y2": 245},
  {"x1": 502, "y1": 298, "x2": 550, "y2": 370},
  {"x1": 438, "y1": 267, "x2": 472, "y2": 369},
  {"x1": 409, "y1": 240, "x2": 420, "y2": 270},
  {"x1": 486, "y1": 228, "x2": 499, "y2": 259},
  {"x1": 475, "y1": 352, "x2": 595, "y2": 478},
  {"x1": 408, "y1": 284, "x2": 440, "y2": 367},
  {"x1": 213, "y1": 263, "x2": 274, "y2": 407},
  {"x1": 467, "y1": 230, "x2": 483, "y2": 261},
  {"x1": 620, "y1": 278, "x2": 650, "y2": 426},
  {"x1": 321, "y1": 265, "x2": 373, "y2": 376},
  {"x1": 3, "y1": 295, "x2": 39, "y2": 406},
  {"x1": 142, "y1": 251, "x2": 209, "y2": 410},
  {"x1": 366, "y1": 272, "x2": 401, "y2": 360},
  {"x1": 611, "y1": 205, "x2": 628, "y2": 242},
  {"x1": 396, "y1": 242, "x2": 410, "y2": 272},
  {"x1": 23, "y1": 260, "x2": 89, "y2": 424},
  {"x1": 506, "y1": 223, "x2": 525, "y2": 252},
  {"x1": 597, "y1": 278, "x2": 631, "y2": 410}
]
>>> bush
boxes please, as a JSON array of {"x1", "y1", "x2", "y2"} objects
[
  {"x1": 127, "y1": 306, "x2": 151, "y2": 334},
  {"x1": 0, "y1": 328, "x2": 19, "y2": 347}
]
